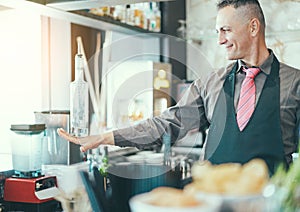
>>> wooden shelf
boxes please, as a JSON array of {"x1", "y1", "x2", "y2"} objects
[
  {"x1": 72, "y1": 10, "x2": 157, "y2": 34},
  {"x1": 0, "y1": 0, "x2": 162, "y2": 35},
  {"x1": 44, "y1": 0, "x2": 173, "y2": 11}
]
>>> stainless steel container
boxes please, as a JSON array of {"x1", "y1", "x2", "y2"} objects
[{"x1": 34, "y1": 110, "x2": 82, "y2": 165}]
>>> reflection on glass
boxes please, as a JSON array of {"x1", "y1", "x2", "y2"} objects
[
  {"x1": 153, "y1": 69, "x2": 170, "y2": 90},
  {"x1": 176, "y1": 19, "x2": 187, "y2": 39}
]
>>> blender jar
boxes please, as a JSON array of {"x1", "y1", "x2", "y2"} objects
[{"x1": 10, "y1": 124, "x2": 46, "y2": 177}]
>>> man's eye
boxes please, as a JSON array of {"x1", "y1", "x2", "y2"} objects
[{"x1": 216, "y1": 28, "x2": 231, "y2": 34}]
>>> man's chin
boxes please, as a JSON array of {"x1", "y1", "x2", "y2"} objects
[{"x1": 226, "y1": 54, "x2": 238, "y2": 61}]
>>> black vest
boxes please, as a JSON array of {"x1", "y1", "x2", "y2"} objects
[{"x1": 204, "y1": 56, "x2": 285, "y2": 174}]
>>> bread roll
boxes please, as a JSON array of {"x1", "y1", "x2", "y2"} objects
[
  {"x1": 144, "y1": 187, "x2": 201, "y2": 207},
  {"x1": 186, "y1": 158, "x2": 269, "y2": 195}
]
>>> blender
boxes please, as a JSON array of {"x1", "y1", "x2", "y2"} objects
[
  {"x1": 3, "y1": 124, "x2": 60, "y2": 212},
  {"x1": 9, "y1": 124, "x2": 45, "y2": 178}
]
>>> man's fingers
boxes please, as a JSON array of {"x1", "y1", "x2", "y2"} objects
[
  {"x1": 80, "y1": 146, "x2": 86, "y2": 152},
  {"x1": 57, "y1": 128, "x2": 94, "y2": 153},
  {"x1": 57, "y1": 128, "x2": 80, "y2": 145}
]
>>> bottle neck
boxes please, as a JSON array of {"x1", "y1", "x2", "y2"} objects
[{"x1": 75, "y1": 54, "x2": 84, "y2": 81}]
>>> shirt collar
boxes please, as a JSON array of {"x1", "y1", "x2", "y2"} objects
[{"x1": 236, "y1": 49, "x2": 274, "y2": 75}]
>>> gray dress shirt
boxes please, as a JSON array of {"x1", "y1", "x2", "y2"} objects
[{"x1": 114, "y1": 49, "x2": 300, "y2": 164}]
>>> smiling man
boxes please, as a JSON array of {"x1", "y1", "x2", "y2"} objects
[
  {"x1": 58, "y1": 0, "x2": 300, "y2": 175},
  {"x1": 202, "y1": 0, "x2": 300, "y2": 174}
]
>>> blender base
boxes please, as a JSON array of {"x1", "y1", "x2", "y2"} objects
[{"x1": 3, "y1": 199, "x2": 62, "y2": 212}]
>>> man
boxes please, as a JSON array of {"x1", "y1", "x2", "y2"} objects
[{"x1": 58, "y1": 0, "x2": 300, "y2": 174}]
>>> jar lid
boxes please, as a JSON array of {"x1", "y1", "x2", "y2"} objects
[
  {"x1": 34, "y1": 110, "x2": 70, "y2": 115},
  {"x1": 10, "y1": 124, "x2": 46, "y2": 132}
]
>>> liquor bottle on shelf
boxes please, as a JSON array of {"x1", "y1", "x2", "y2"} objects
[
  {"x1": 89, "y1": 2, "x2": 161, "y2": 32},
  {"x1": 70, "y1": 42, "x2": 89, "y2": 137},
  {"x1": 153, "y1": 2, "x2": 161, "y2": 32}
]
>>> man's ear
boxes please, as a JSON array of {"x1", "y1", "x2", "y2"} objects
[{"x1": 250, "y1": 18, "x2": 260, "y2": 36}]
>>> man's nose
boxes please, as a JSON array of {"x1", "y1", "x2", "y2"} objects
[{"x1": 218, "y1": 32, "x2": 226, "y2": 45}]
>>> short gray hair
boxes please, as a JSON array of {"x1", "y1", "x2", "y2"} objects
[{"x1": 217, "y1": 0, "x2": 265, "y2": 29}]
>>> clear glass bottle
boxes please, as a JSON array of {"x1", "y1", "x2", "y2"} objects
[
  {"x1": 70, "y1": 43, "x2": 89, "y2": 137},
  {"x1": 149, "y1": 3, "x2": 157, "y2": 31},
  {"x1": 153, "y1": 3, "x2": 161, "y2": 32}
]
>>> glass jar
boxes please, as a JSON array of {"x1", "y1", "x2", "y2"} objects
[{"x1": 10, "y1": 124, "x2": 46, "y2": 177}]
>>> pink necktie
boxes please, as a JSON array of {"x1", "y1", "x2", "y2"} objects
[{"x1": 236, "y1": 67, "x2": 261, "y2": 131}]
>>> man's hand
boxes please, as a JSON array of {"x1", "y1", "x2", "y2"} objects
[{"x1": 57, "y1": 128, "x2": 114, "y2": 152}]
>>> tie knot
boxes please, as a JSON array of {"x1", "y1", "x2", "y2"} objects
[{"x1": 243, "y1": 67, "x2": 260, "y2": 79}]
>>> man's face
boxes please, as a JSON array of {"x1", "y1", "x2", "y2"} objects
[{"x1": 216, "y1": 6, "x2": 252, "y2": 61}]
